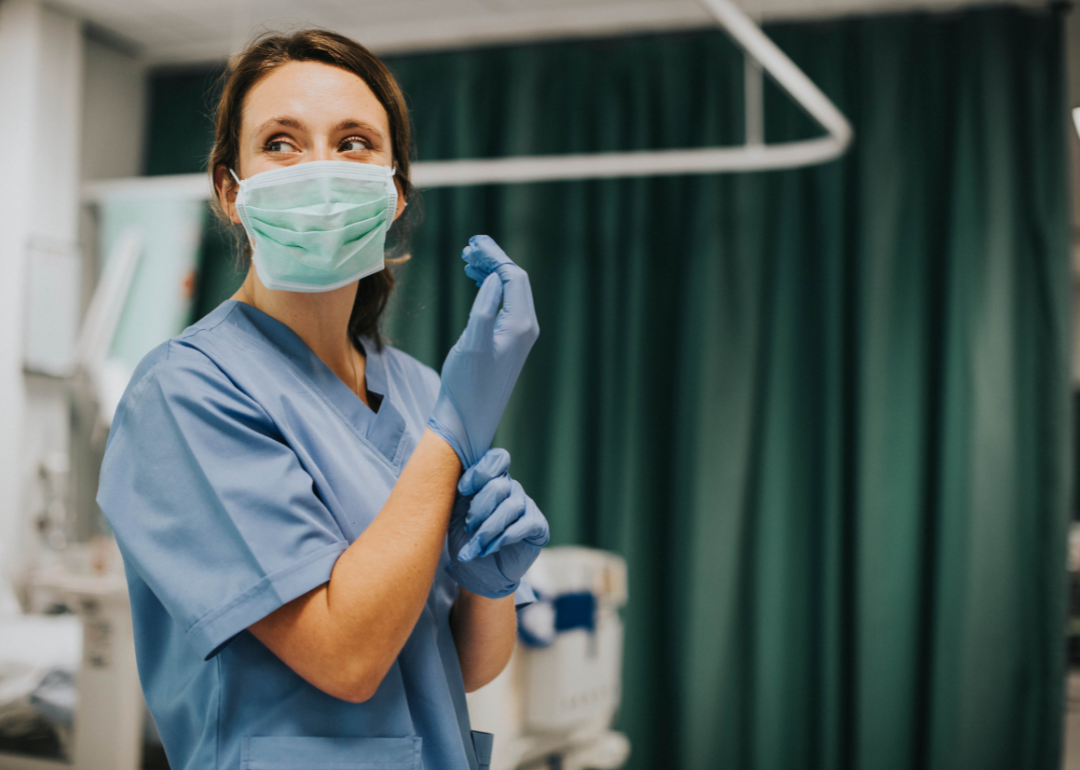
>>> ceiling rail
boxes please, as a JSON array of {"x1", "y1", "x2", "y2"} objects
[{"x1": 82, "y1": 0, "x2": 853, "y2": 202}]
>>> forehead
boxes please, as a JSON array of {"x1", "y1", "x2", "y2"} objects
[{"x1": 242, "y1": 60, "x2": 389, "y2": 136}]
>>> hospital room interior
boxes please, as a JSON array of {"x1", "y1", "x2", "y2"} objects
[{"x1": 0, "y1": 0, "x2": 1078, "y2": 768}]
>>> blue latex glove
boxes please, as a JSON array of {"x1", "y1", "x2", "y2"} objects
[
  {"x1": 446, "y1": 448, "x2": 549, "y2": 599},
  {"x1": 428, "y1": 236, "x2": 539, "y2": 468}
]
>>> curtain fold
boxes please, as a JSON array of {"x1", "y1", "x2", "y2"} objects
[{"x1": 377, "y1": 8, "x2": 1070, "y2": 769}]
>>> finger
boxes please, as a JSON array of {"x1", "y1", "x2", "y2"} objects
[
  {"x1": 458, "y1": 448, "x2": 511, "y2": 496},
  {"x1": 466, "y1": 475, "x2": 513, "y2": 534},
  {"x1": 464, "y1": 264, "x2": 487, "y2": 287},
  {"x1": 461, "y1": 236, "x2": 536, "y2": 342},
  {"x1": 482, "y1": 494, "x2": 548, "y2": 553},
  {"x1": 483, "y1": 513, "x2": 549, "y2": 556},
  {"x1": 461, "y1": 235, "x2": 514, "y2": 282},
  {"x1": 494, "y1": 264, "x2": 538, "y2": 341},
  {"x1": 460, "y1": 490, "x2": 526, "y2": 561},
  {"x1": 460, "y1": 482, "x2": 527, "y2": 561},
  {"x1": 515, "y1": 499, "x2": 551, "y2": 546},
  {"x1": 510, "y1": 494, "x2": 549, "y2": 544},
  {"x1": 460, "y1": 272, "x2": 502, "y2": 350}
]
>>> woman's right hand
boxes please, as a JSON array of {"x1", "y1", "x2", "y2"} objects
[
  {"x1": 428, "y1": 236, "x2": 539, "y2": 469},
  {"x1": 446, "y1": 448, "x2": 549, "y2": 598}
]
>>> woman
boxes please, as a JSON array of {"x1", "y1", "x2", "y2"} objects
[{"x1": 97, "y1": 29, "x2": 548, "y2": 770}]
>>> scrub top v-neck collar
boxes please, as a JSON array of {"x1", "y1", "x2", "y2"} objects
[{"x1": 223, "y1": 299, "x2": 408, "y2": 467}]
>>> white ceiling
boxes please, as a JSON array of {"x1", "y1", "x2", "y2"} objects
[{"x1": 55, "y1": 0, "x2": 1046, "y2": 65}]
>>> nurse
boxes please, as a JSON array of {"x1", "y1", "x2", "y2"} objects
[{"x1": 97, "y1": 29, "x2": 548, "y2": 770}]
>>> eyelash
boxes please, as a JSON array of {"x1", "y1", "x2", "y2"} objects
[
  {"x1": 262, "y1": 135, "x2": 373, "y2": 152},
  {"x1": 263, "y1": 136, "x2": 296, "y2": 153},
  {"x1": 339, "y1": 135, "x2": 373, "y2": 151}
]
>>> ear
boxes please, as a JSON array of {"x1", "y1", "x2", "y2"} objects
[
  {"x1": 214, "y1": 165, "x2": 242, "y2": 225},
  {"x1": 392, "y1": 176, "x2": 407, "y2": 222}
]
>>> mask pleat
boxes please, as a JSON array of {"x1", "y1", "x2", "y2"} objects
[{"x1": 245, "y1": 197, "x2": 389, "y2": 233}]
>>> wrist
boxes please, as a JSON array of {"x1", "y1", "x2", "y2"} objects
[
  {"x1": 419, "y1": 428, "x2": 463, "y2": 476},
  {"x1": 446, "y1": 560, "x2": 520, "y2": 599},
  {"x1": 455, "y1": 586, "x2": 516, "y2": 611},
  {"x1": 427, "y1": 401, "x2": 473, "y2": 468}
]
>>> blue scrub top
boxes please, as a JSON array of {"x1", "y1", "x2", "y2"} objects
[{"x1": 97, "y1": 300, "x2": 492, "y2": 770}]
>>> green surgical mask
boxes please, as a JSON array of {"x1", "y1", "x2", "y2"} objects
[{"x1": 231, "y1": 161, "x2": 398, "y2": 293}]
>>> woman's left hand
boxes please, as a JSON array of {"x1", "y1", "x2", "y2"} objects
[
  {"x1": 446, "y1": 449, "x2": 549, "y2": 598},
  {"x1": 428, "y1": 236, "x2": 539, "y2": 469}
]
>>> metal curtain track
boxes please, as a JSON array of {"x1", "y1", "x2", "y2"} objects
[{"x1": 83, "y1": 0, "x2": 853, "y2": 202}]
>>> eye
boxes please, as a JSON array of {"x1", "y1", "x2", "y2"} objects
[
  {"x1": 339, "y1": 135, "x2": 373, "y2": 153},
  {"x1": 264, "y1": 136, "x2": 298, "y2": 153}
]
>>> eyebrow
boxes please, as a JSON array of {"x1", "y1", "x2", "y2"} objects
[
  {"x1": 255, "y1": 116, "x2": 304, "y2": 134},
  {"x1": 255, "y1": 116, "x2": 385, "y2": 143},
  {"x1": 333, "y1": 119, "x2": 385, "y2": 141}
]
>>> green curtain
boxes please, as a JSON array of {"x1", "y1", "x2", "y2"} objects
[
  {"x1": 379, "y1": 8, "x2": 1071, "y2": 770},
  {"x1": 150, "y1": 6, "x2": 1071, "y2": 769}
]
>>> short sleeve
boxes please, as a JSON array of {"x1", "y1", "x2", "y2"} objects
[
  {"x1": 98, "y1": 342, "x2": 349, "y2": 660},
  {"x1": 514, "y1": 580, "x2": 537, "y2": 608}
]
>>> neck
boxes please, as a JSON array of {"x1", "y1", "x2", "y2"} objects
[{"x1": 233, "y1": 268, "x2": 366, "y2": 395}]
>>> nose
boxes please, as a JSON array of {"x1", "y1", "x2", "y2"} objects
[{"x1": 311, "y1": 138, "x2": 335, "y2": 162}]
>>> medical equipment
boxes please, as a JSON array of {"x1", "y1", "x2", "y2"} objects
[
  {"x1": 467, "y1": 547, "x2": 630, "y2": 770},
  {"x1": 0, "y1": 613, "x2": 81, "y2": 764},
  {"x1": 80, "y1": 0, "x2": 854, "y2": 206},
  {"x1": 430, "y1": 237, "x2": 539, "y2": 469},
  {"x1": 0, "y1": 570, "x2": 145, "y2": 770}
]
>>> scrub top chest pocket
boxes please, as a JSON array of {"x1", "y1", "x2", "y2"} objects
[{"x1": 240, "y1": 736, "x2": 423, "y2": 770}]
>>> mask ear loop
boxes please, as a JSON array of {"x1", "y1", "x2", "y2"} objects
[
  {"x1": 386, "y1": 165, "x2": 410, "y2": 264},
  {"x1": 388, "y1": 166, "x2": 407, "y2": 210},
  {"x1": 227, "y1": 168, "x2": 245, "y2": 218},
  {"x1": 227, "y1": 169, "x2": 257, "y2": 253}
]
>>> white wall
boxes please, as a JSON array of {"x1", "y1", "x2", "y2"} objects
[
  {"x1": 72, "y1": 33, "x2": 148, "y2": 544},
  {"x1": 0, "y1": 0, "x2": 84, "y2": 587},
  {"x1": 82, "y1": 33, "x2": 146, "y2": 182}
]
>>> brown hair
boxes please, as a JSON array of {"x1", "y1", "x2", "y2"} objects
[{"x1": 209, "y1": 29, "x2": 418, "y2": 349}]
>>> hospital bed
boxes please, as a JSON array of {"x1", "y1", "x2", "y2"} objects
[{"x1": 0, "y1": 566, "x2": 145, "y2": 770}]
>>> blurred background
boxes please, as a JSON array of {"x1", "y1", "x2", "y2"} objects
[{"x1": 0, "y1": 0, "x2": 1077, "y2": 768}]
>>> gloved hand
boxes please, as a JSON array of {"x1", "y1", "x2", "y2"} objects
[
  {"x1": 428, "y1": 235, "x2": 539, "y2": 469},
  {"x1": 446, "y1": 448, "x2": 549, "y2": 599}
]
